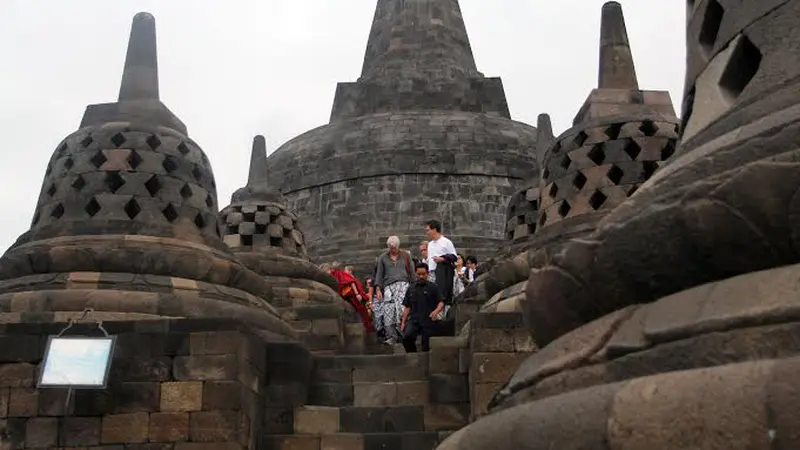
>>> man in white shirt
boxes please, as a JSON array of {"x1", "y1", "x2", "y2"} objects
[{"x1": 424, "y1": 219, "x2": 458, "y2": 304}]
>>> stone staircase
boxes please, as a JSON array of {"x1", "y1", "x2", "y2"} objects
[{"x1": 263, "y1": 347, "x2": 468, "y2": 450}]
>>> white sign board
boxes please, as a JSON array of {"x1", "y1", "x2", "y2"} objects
[{"x1": 38, "y1": 336, "x2": 116, "y2": 389}]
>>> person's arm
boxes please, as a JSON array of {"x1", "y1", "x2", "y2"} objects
[
  {"x1": 351, "y1": 283, "x2": 363, "y2": 302},
  {"x1": 375, "y1": 256, "x2": 385, "y2": 298},
  {"x1": 427, "y1": 283, "x2": 444, "y2": 319},
  {"x1": 401, "y1": 289, "x2": 412, "y2": 329},
  {"x1": 401, "y1": 306, "x2": 410, "y2": 330}
]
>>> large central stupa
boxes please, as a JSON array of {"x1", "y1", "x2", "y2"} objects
[{"x1": 267, "y1": 0, "x2": 538, "y2": 274}]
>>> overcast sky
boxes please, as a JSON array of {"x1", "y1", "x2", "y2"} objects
[{"x1": 0, "y1": 0, "x2": 685, "y2": 254}]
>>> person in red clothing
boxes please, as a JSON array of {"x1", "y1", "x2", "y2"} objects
[{"x1": 327, "y1": 263, "x2": 375, "y2": 333}]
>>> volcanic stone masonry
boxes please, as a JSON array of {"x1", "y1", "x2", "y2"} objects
[
  {"x1": 4, "y1": 0, "x2": 800, "y2": 449},
  {"x1": 266, "y1": 0, "x2": 539, "y2": 277}
]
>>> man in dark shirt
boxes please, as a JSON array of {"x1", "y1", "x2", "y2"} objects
[{"x1": 400, "y1": 263, "x2": 445, "y2": 353}]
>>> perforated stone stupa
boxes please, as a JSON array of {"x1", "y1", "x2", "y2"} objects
[
  {"x1": 461, "y1": 1, "x2": 680, "y2": 320},
  {"x1": 0, "y1": 12, "x2": 293, "y2": 336},
  {"x1": 267, "y1": 0, "x2": 539, "y2": 276},
  {"x1": 219, "y1": 136, "x2": 362, "y2": 353}
]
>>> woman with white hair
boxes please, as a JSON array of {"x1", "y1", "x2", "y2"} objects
[{"x1": 374, "y1": 235, "x2": 414, "y2": 344}]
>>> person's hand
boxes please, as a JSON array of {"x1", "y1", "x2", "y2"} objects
[
  {"x1": 434, "y1": 256, "x2": 445, "y2": 263},
  {"x1": 376, "y1": 290, "x2": 383, "y2": 300},
  {"x1": 429, "y1": 310, "x2": 440, "y2": 321},
  {"x1": 356, "y1": 294, "x2": 363, "y2": 302}
]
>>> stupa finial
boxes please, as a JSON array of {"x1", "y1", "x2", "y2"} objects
[
  {"x1": 598, "y1": 2, "x2": 638, "y2": 90},
  {"x1": 118, "y1": 12, "x2": 160, "y2": 101}
]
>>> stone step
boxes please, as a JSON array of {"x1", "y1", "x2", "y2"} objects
[
  {"x1": 310, "y1": 380, "x2": 430, "y2": 407},
  {"x1": 263, "y1": 431, "x2": 449, "y2": 450},
  {"x1": 314, "y1": 353, "x2": 428, "y2": 372},
  {"x1": 293, "y1": 405, "x2": 426, "y2": 435}
]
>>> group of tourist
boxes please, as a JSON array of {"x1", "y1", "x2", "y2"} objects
[{"x1": 322, "y1": 219, "x2": 479, "y2": 353}]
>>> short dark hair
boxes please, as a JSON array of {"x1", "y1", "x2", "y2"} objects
[
  {"x1": 414, "y1": 262, "x2": 429, "y2": 272},
  {"x1": 466, "y1": 255, "x2": 478, "y2": 265},
  {"x1": 426, "y1": 220, "x2": 442, "y2": 232}
]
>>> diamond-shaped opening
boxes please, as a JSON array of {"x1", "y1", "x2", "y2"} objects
[
  {"x1": 719, "y1": 35, "x2": 761, "y2": 102},
  {"x1": 559, "y1": 154, "x2": 571, "y2": 170},
  {"x1": 128, "y1": 150, "x2": 143, "y2": 169},
  {"x1": 144, "y1": 175, "x2": 161, "y2": 196},
  {"x1": 604, "y1": 123, "x2": 622, "y2": 140},
  {"x1": 270, "y1": 237, "x2": 282, "y2": 247},
  {"x1": 587, "y1": 145, "x2": 606, "y2": 165},
  {"x1": 162, "y1": 204, "x2": 179, "y2": 222},
  {"x1": 551, "y1": 142, "x2": 561, "y2": 154},
  {"x1": 624, "y1": 140, "x2": 642, "y2": 160},
  {"x1": 643, "y1": 161, "x2": 659, "y2": 179},
  {"x1": 194, "y1": 212, "x2": 206, "y2": 229},
  {"x1": 589, "y1": 190, "x2": 608, "y2": 210},
  {"x1": 180, "y1": 184, "x2": 193, "y2": 199},
  {"x1": 124, "y1": 198, "x2": 141, "y2": 219},
  {"x1": 178, "y1": 142, "x2": 191, "y2": 155},
  {"x1": 244, "y1": 212, "x2": 256, "y2": 222},
  {"x1": 80, "y1": 135, "x2": 94, "y2": 148},
  {"x1": 146, "y1": 135, "x2": 161, "y2": 151},
  {"x1": 205, "y1": 194, "x2": 214, "y2": 208},
  {"x1": 557, "y1": 201, "x2": 571, "y2": 218},
  {"x1": 105, "y1": 171, "x2": 125, "y2": 193},
  {"x1": 572, "y1": 172, "x2": 587, "y2": 190},
  {"x1": 51, "y1": 203, "x2": 65, "y2": 219},
  {"x1": 542, "y1": 167, "x2": 550, "y2": 180},
  {"x1": 110, "y1": 132, "x2": 126, "y2": 148},
  {"x1": 64, "y1": 157, "x2": 74, "y2": 170},
  {"x1": 699, "y1": 0, "x2": 723, "y2": 55},
  {"x1": 241, "y1": 234, "x2": 254, "y2": 246},
  {"x1": 90, "y1": 150, "x2": 107, "y2": 168},
  {"x1": 639, "y1": 121, "x2": 658, "y2": 137},
  {"x1": 192, "y1": 165, "x2": 203, "y2": 182},
  {"x1": 162, "y1": 156, "x2": 177, "y2": 173},
  {"x1": 255, "y1": 223, "x2": 267, "y2": 234},
  {"x1": 56, "y1": 142, "x2": 68, "y2": 155},
  {"x1": 548, "y1": 183, "x2": 559, "y2": 199},
  {"x1": 85, "y1": 197, "x2": 101, "y2": 217},
  {"x1": 573, "y1": 131, "x2": 587, "y2": 148},
  {"x1": 607, "y1": 165, "x2": 624, "y2": 185},
  {"x1": 46, "y1": 184, "x2": 57, "y2": 197},
  {"x1": 661, "y1": 141, "x2": 676, "y2": 160},
  {"x1": 227, "y1": 225, "x2": 239, "y2": 234},
  {"x1": 72, "y1": 175, "x2": 86, "y2": 191}
]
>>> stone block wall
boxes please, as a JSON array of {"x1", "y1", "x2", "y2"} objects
[
  {"x1": 286, "y1": 173, "x2": 521, "y2": 277},
  {"x1": 0, "y1": 318, "x2": 312, "y2": 449},
  {"x1": 466, "y1": 312, "x2": 535, "y2": 420},
  {"x1": 268, "y1": 110, "x2": 537, "y2": 277}
]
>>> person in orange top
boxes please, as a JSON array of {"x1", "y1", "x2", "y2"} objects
[{"x1": 327, "y1": 263, "x2": 375, "y2": 333}]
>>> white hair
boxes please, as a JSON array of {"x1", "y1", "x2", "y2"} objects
[{"x1": 386, "y1": 236, "x2": 400, "y2": 248}]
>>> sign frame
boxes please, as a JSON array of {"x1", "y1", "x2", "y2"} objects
[{"x1": 37, "y1": 334, "x2": 117, "y2": 390}]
